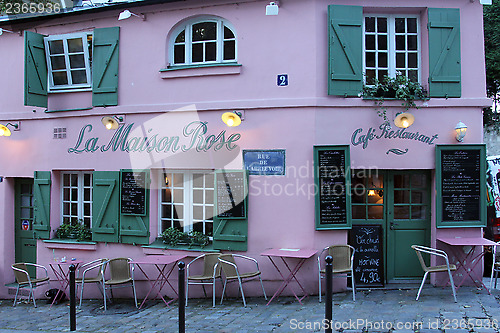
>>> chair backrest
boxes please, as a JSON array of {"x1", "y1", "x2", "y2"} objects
[
  {"x1": 87, "y1": 258, "x2": 107, "y2": 279},
  {"x1": 107, "y1": 258, "x2": 131, "y2": 280},
  {"x1": 328, "y1": 245, "x2": 354, "y2": 271},
  {"x1": 218, "y1": 254, "x2": 238, "y2": 278},
  {"x1": 12, "y1": 263, "x2": 29, "y2": 284},
  {"x1": 203, "y1": 253, "x2": 221, "y2": 278}
]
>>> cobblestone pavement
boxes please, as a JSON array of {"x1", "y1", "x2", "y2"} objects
[{"x1": 0, "y1": 283, "x2": 499, "y2": 332}]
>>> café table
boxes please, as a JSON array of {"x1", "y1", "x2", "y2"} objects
[
  {"x1": 49, "y1": 259, "x2": 83, "y2": 308},
  {"x1": 133, "y1": 254, "x2": 188, "y2": 309},
  {"x1": 260, "y1": 248, "x2": 318, "y2": 305},
  {"x1": 437, "y1": 236, "x2": 498, "y2": 293}
]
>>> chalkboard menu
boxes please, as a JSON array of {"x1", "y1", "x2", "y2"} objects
[
  {"x1": 349, "y1": 225, "x2": 384, "y2": 288},
  {"x1": 436, "y1": 145, "x2": 486, "y2": 227},
  {"x1": 216, "y1": 171, "x2": 247, "y2": 218},
  {"x1": 314, "y1": 146, "x2": 351, "y2": 229},
  {"x1": 121, "y1": 171, "x2": 147, "y2": 215}
]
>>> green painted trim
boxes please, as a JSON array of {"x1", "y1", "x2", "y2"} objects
[
  {"x1": 314, "y1": 145, "x2": 352, "y2": 230},
  {"x1": 160, "y1": 62, "x2": 241, "y2": 72},
  {"x1": 45, "y1": 107, "x2": 92, "y2": 113},
  {"x1": 43, "y1": 239, "x2": 97, "y2": 245},
  {"x1": 143, "y1": 239, "x2": 218, "y2": 252},
  {"x1": 435, "y1": 144, "x2": 487, "y2": 228}
]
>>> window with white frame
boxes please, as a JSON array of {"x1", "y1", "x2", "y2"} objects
[
  {"x1": 363, "y1": 15, "x2": 419, "y2": 84},
  {"x1": 160, "y1": 171, "x2": 214, "y2": 236},
  {"x1": 61, "y1": 172, "x2": 92, "y2": 228},
  {"x1": 170, "y1": 17, "x2": 236, "y2": 66},
  {"x1": 44, "y1": 32, "x2": 93, "y2": 91}
]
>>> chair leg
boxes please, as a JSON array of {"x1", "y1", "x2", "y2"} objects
[
  {"x1": 237, "y1": 277, "x2": 246, "y2": 307},
  {"x1": 416, "y1": 272, "x2": 429, "y2": 301},
  {"x1": 212, "y1": 279, "x2": 216, "y2": 308},
  {"x1": 220, "y1": 280, "x2": 228, "y2": 305},
  {"x1": 185, "y1": 281, "x2": 189, "y2": 307},
  {"x1": 201, "y1": 284, "x2": 207, "y2": 298},
  {"x1": 13, "y1": 285, "x2": 20, "y2": 307},
  {"x1": 495, "y1": 270, "x2": 498, "y2": 289},
  {"x1": 79, "y1": 281, "x2": 85, "y2": 308},
  {"x1": 103, "y1": 285, "x2": 107, "y2": 311},
  {"x1": 318, "y1": 273, "x2": 322, "y2": 303},
  {"x1": 31, "y1": 285, "x2": 37, "y2": 308},
  {"x1": 132, "y1": 281, "x2": 138, "y2": 308},
  {"x1": 447, "y1": 269, "x2": 457, "y2": 303},
  {"x1": 351, "y1": 271, "x2": 356, "y2": 302},
  {"x1": 259, "y1": 276, "x2": 267, "y2": 300}
]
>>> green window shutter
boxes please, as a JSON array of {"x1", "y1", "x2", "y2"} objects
[
  {"x1": 33, "y1": 171, "x2": 51, "y2": 239},
  {"x1": 328, "y1": 5, "x2": 363, "y2": 97},
  {"x1": 92, "y1": 171, "x2": 120, "y2": 243},
  {"x1": 24, "y1": 31, "x2": 48, "y2": 107},
  {"x1": 428, "y1": 8, "x2": 461, "y2": 98},
  {"x1": 92, "y1": 27, "x2": 119, "y2": 107},
  {"x1": 213, "y1": 170, "x2": 248, "y2": 251},
  {"x1": 119, "y1": 170, "x2": 150, "y2": 245}
]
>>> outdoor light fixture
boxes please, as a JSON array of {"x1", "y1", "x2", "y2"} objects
[
  {"x1": 394, "y1": 112, "x2": 415, "y2": 129},
  {"x1": 266, "y1": 1, "x2": 279, "y2": 15},
  {"x1": 221, "y1": 111, "x2": 244, "y2": 127},
  {"x1": 0, "y1": 122, "x2": 20, "y2": 137},
  {"x1": 455, "y1": 121, "x2": 467, "y2": 142},
  {"x1": 118, "y1": 9, "x2": 146, "y2": 21},
  {"x1": 101, "y1": 115, "x2": 124, "y2": 130},
  {"x1": 0, "y1": 28, "x2": 15, "y2": 36}
]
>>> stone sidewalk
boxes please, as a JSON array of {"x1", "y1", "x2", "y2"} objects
[{"x1": 0, "y1": 283, "x2": 499, "y2": 332}]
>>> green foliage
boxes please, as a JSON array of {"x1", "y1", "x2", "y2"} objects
[
  {"x1": 56, "y1": 219, "x2": 92, "y2": 242},
  {"x1": 484, "y1": 1, "x2": 500, "y2": 131},
  {"x1": 161, "y1": 227, "x2": 210, "y2": 248},
  {"x1": 362, "y1": 74, "x2": 427, "y2": 122},
  {"x1": 161, "y1": 227, "x2": 185, "y2": 246}
]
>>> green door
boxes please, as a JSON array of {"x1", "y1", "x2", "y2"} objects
[
  {"x1": 352, "y1": 170, "x2": 430, "y2": 283},
  {"x1": 15, "y1": 178, "x2": 37, "y2": 274}
]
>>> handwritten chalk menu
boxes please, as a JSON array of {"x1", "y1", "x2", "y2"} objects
[
  {"x1": 216, "y1": 171, "x2": 247, "y2": 218},
  {"x1": 121, "y1": 171, "x2": 147, "y2": 215},
  {"x1": 314, "y1": 146, "x2": 351, "y2": 229},
  {"x1": 436, "y1": 145, "x2": 486, "y2": 227},
  {"x1": 349, "y1": 225, "x2": 384, "y2": 287}
]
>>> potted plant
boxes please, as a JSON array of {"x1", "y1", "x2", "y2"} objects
[
  {"x1": 362, "y1": 73, "x2": 428, "y2": 122},
  {"x1": 161, "y1": 227, "x2": 185, "y2": 246},
  {"x1": 161, "y1": 227, "x2": 210, "y2": 248},
  {"x1": 56, "y1": 219, "x2": 92, "y2": 242},
  {"x1": 187, "y1": 230, "x2": 210, "y2": 248}
]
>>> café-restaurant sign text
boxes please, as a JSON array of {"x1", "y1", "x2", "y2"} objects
[{"x1": 68, "y1": 121, "x2": 241, "y2": 154}]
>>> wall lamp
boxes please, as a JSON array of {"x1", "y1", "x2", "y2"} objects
[
  {"x1": 221, "y1": 111, "x2": 244, "y2": 127},
  {"x1": 394, "y1": 112, "x2": 415, "y2": 129},
  {"x1": 118, "y1": 10, "x2": 146, "y2": 21},
  {"x1": 266, "y1": 1, "x2": 279, "y2": 15},
  {"x1": 455, "y1": 121, "x2": 467, "y2": 142},
  {"x1": 101, "y1": 115, "x2": 125, "y2": 130},
  {"x1": 0, "y1": 28, "x2": 14, "y2": 36},
  {"x1": 0, "y1": 122, "x2": 20, "y2": 137}
]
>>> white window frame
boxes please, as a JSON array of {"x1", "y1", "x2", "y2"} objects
[
  {"x1": 169, "y1": 17, "x2": 237, "y2": 66},
  {"x1": 362, "y1": 14, "x2": 421, "y2": 84},
  {"x1": 60, "y1": 171, "x2": 93, "y2": 228},
  {"x1": 44, "y1": 32, "x2": 93, "y2": 92},
  {"x1": 158, "y1": 170, "x2": 215, "y2": 237}
]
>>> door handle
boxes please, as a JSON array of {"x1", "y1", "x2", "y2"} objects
[{"x1": 390, "y1": 222, "x2": 399, "y2": 230}]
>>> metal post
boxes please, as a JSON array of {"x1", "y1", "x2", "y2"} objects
[
  {"x1": 69, "y1": 264, "x2": 76, "y2": 331},
  {"x1": 178, "y1": 261, "x2": 185, "y2": 333},
  {"x1": 325, "y1": 256, "x2": 333, "y2": 333}
]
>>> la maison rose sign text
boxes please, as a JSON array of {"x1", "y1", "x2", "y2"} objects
[{"x1": 68, "y1": 121, "x2": 241, "y2": 154}]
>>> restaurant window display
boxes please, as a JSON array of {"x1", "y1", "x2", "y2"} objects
[{"x1": 61, "y1": 172, "x2": 93, "y2": 228}]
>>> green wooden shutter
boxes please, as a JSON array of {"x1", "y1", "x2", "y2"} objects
[
  {"x1": 119, "y1": 170, "x2": 150, "y2": 245},
  {"x1": 328, "y1": 5, "x2": 363, "y2": 96},
  {"x1": 213, "y1": 170, "x2": 248, "y2": 251},
  {"x1": 33, "y1": 171, "x2": 51, "y2": 239},
  {"x1": 24, "y1": 31, "x2": 48, "y2": 107},
  {"x1": 428, "y1": 8, "x2": 461, "y2": 98},
  {"x1": 92, "y1": 171, "x2": 120, "y2": 243},
  {"x1": 92, "y1": 27, "x2": 119, "y2": 107}
]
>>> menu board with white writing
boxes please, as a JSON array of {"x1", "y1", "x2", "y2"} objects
[
  {"x1": 349, "y1": 225, "x2": 384, "y2": 287},
  {"x1": 121, "y1": 171, "x2": 146, "y2": 215},
  {"x1": 216, "y1": 171, "x2": 247, "y2": 218}
]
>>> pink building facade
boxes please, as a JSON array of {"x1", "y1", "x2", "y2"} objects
[{"x1": 0, "y1": 0, "x2": 491, "y2": 300}]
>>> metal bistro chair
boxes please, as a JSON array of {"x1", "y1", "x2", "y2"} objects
[
  {"x1": 102, "y1": 258, "x2": 138, "y2": 311},
  {"x1": 218, "y1": 254, "x2": 267, "y2": 307},
  {"x1": 318, "y1": 245, "x2": 356, "y2": 302},
  {"x1": 11, "y1": 263, "x2": 50, "y2": 308},
  {"x1": 490, "y1": 241, "x2": 500, "y2": 290},
  {"x1": 75, "y1": 258, "x2": 108, "y2": 308},
  {"x1": 186, "y1": 253, "x2": 222, "y2": 307},
  {"x1": 411, "y1": 245, "x2": 457, "y2": 302}
]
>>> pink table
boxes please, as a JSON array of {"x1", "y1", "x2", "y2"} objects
[
  {"x1": 49, "y1": 260, "x2": 83, "y2": 307},
  {"x1": 133, "y1": 254, "x2": 187, "y2": 309},
  {"x1": 437, "y1": 236, "x2": 497, "y2": 293},
  {"x1": 261, "y1": 248, "x2": 318, "y2": 305}
]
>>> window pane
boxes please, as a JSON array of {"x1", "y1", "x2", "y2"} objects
[
  {"x1": 71, "y1": 70, "x2": 87, "y2": 84},
  {"x1": 377, "y1": 17, "x2": 387, "y2": 33},
  {"x1": 175, "y1": 30, "x2": 185, "y2": 43},
  {"x1": 84, "y1": 189, "x2": 91, "y2": 201},
  {"x1": 224, "y1": 26, "x2": 234, "y2": 39},
  {"x1": 365, "y1": 35, "x2": 375, "y2": 50},
  {"x1": 63, "y1": 203, "x2": 69, "y2": 215},
  {"x1": 205, "y1": 206, "x2": 214, "y2": 220},
  {"x1": 174, "y1": 205, "x2": 184, "y2": 219},
  {"x1": 366, "y1": 69, "x2": 376, "y2": 84},
  {"x1": 408, "y1": 53, "x2": 418, "y2": 68},
  {"x1": 396, "y1": 35, "x2": 405, "y2": 50},
  {"x1": 162, "y1": 204, "x2": 172, "y2": 218},
  {"x1": 223, "y1": 40, "x2": 235, "y2": 60},
  {"x1": 352, "y1": 206, "x2": 366, "y2": 219},
  {"x1": 407, "y1": 18, "x2": 417, "y2": 33},
  {"x1": 407, "y1": 35, "x2": 417, "y2": 51},
  {"x1": 206, "y1": 189, "x2": 214, "y2": 204},
  {"x1": 67, "y1": 38, "x2": 83, "y2": 53},
  {"x1": 84, "y1": 203, "x2": 91, "y2": 216},
  {"x1": 394, "y1": 190, "x2": 410, "y2": 204},
  {"x1": 206, "y1": 222, "x2": 213, "y2": 236},
  {"x1": 395, "y1": 18, "x2": 405, "y2": 33},
  {"x1": 63, "y1": 174, "x2": 70, "y2": 186},
  {"x1": 411, "y1": 206, "x2": 426, "y2": 219},
  {"x1": 49, "y1": 40, "x2": 64, "y2": 54},
  {"x1": 411, "y1": 174, "x2": 426, "y2": 187},
  {"x1": 174, "y1": 45, "x2": 185, "y2": 64},
  {"x1": 365, "y1": 17, "x2": 375, "y2": 32},
  {"x1": 411, "y1": 190, "x2": 426, "y2": 204},
  {"x1": 192, "y1": 43, "x2": 203, "y2": 62},
  {"x1": 71, "y1": 174, "x2": 78, "y2": 186},
  {"x1": 408, "y1": 70, "x2": 418, "y2": 82},
  {"x1": 192, "y1": 22, "x2": 216, "y2": 41},
  {"x1": 53, "y1": 72, "x2": 68, "y2": 86},
  {"x1": 193, "y1": 206, "x2": 203, "y2": 220},
  {"x1": 366, "y1": 52, "x2": 375, "y2": 67},
  {"x1": 71, "y1": 189, "x2": 78, "y2": 200},
  {"x1": 394, "y1": 206, "x2": 410, "y2": 219},
  {"x1": 368, "y1": 205, "x2": 383, "y2": 219},
  {"x1": 51, "y1": 56, "x2": 66, "y2": 70},
  {"x1": 378, "y1": 53, "x2": 388, "y2": 68},
  {"x1": 377, "y1": 35, "x2": 387, "y2": 50},
  {"x1": 162, "y1": 189, "x2": 172, "y2": 203},
  {"x1": 394, "y1": 174, "x2": 410, "y2": 188},
  {"x1": 69, "y1": 54, "x2": 85, "y2": 69},
  {"x1": 193, "y1": 221, "x2": 203, "y2": 233},
  {"x1": 205, "y1": 173, "x2": 214, "y2": 187},
  {"x1": 63, "y1": 188, "x2": 70, "y2": 201},
  {"x1": 173, "y1": 189, "x2": 184, "y2": 202},
  {"x1": 193, "y1": 190, "x2": 203, "y2": 204},
  {"x1": 173, "y1": 173, "x2": 184, "y2": 187},
  {"x1": 396, "y1": 53, "x2": 405, "y2": 68},
  {"x1": 205, "y1": 42, "x2": 216, "y2": 61},
  {"x1": 377, "y1": 70, "x2": 388, "y2": 81}
]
